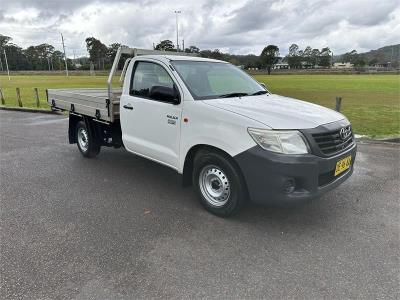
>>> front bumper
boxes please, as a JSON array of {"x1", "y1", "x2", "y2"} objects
[{"x1": 234, "y1": 143, "x2": 357, "y2": 205}]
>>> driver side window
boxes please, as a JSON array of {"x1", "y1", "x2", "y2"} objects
[{"x1": 130, "y1": 61, "x2": 174, "y2": 100}]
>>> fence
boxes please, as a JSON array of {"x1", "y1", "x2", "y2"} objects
[
  {"x1": 0, "y1": 87, "x2": 44, "y2": 108},
  {"x1": 0, "y1": 86, "x2": 346, "y2": 113},
  {"x1": 247, "y1": 68, "x2": 399, "y2": 76}
]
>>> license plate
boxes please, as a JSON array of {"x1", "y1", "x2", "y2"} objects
[{"x1": 334, "y1": 155, "x2": 352, "y2": 176}]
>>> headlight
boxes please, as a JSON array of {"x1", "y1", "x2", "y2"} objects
[{"x1": 247, "y1": 128, "x2": 309, "y2": 154}]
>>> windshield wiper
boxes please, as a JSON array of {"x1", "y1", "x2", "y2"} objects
[
  {"x1": 219, "y1": 92, "x2": 249, "y2": 98},
  {"x1": 251, "y1": 90, "x2": 268, "y2": 96}
]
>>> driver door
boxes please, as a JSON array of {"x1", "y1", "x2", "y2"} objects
[{"x1": 120, "y1": 60, "x2": 182, "y2": 169}]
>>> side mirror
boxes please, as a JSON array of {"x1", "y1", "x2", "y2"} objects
[
  {"x1": 149, "y1": 85, "x2": 180, "y2": 104},
  {"x1": 259, "y1": 82, "x2": 267, "y2": 89}
]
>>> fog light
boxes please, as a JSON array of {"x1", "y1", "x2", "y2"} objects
[{"x1": 283, "y1": 178, "x2": 296, "y2": 194}]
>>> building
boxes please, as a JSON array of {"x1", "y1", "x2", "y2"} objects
[
  {"x1": 373, "y1": 62, "x2": 390, "y2": 68},
  {"x1": 273, "y1": 63, "x2": 290, "y2": 70},
  {"x1": 333, "y1": 62, "x2": 354, "y2": 69}
]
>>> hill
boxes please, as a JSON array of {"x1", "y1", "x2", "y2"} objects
[
  {"x1": 335, "y1": 44, "x2": 400, "y2": 65},
  {"x1": 360, "y1": 44, "x2": 399, "y2": 64}
]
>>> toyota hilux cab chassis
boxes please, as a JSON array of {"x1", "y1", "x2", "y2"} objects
[{"x1": 48, "y1": 46, "x2": 356, "y2": 217}]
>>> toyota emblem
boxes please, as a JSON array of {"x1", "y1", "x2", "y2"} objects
[{"x1": 339, "y1": 126, "x2": 351, "y2": 140}]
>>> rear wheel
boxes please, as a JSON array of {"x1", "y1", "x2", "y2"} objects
[
  {"x1": 76, "y1": 121, "x2": 100, "y2": 158},
  {"x1": 193, "y1": 150, "x2": 246, "y2": 217}
]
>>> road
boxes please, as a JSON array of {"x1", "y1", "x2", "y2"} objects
[{"x1": 0, "y1": 110, "x2": 399, "y2": 299}]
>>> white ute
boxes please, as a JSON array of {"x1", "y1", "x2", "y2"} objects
[{"x1": 48, "y1": 46, "x2": 357, "y2": 217}]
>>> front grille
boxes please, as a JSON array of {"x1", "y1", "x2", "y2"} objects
[{"x1": 312, "y1": 125, "x2": 354, "y2": 156}]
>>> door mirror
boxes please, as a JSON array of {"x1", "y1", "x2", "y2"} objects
[{"x1": 149, "y1": 86, "x2": 180, "y2": 104}]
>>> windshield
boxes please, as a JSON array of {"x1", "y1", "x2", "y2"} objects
[{"x1": 170, "y1": 60, "x2": 267, "y2": 100}]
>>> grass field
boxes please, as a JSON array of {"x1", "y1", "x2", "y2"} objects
[
  {"x1": 0, "y1": 74, "x2": 399, "y2": 137},
  {"x1": 255, "y1": 74, "x2": 400, "y2": 137}
]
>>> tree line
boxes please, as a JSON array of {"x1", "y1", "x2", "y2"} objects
[
  {"x1": 338, "y1": 49, "x2": 390, "y2": 67},
  {"x1": 0, "y1": 34, "x2": 73, "y2": 71},
  {"x1": 0, "y1": 34, "x2": 387, "y2": 73}
]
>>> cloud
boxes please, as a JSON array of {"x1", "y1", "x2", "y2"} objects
[{"x1": 0, "y1": 0, "x2": 399, "y2": 57}]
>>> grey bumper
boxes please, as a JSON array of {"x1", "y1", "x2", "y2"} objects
[{"x1": 234, "y1": 143, "x2": 357, "y2": 205}]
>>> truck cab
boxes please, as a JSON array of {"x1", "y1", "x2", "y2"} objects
[{"x1": 48, "y1": 47, "x2": 357, "y2": 217}]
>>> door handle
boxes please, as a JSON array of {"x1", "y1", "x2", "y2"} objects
[{"x1": 123, "y1": 104, "x2": 133, "y2": 110}]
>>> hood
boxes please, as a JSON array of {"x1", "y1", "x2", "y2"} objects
[{"x1": 203, "y1": 94, "x2": 345, "y2": 129}]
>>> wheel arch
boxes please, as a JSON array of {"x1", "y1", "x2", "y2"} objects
[{"x1": 182, "y1": 144, "x2": 245, "y2": 188}]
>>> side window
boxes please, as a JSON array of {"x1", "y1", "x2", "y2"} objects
[{"x1": 131, "y1": 61, "x2": 175, "y2": 100}]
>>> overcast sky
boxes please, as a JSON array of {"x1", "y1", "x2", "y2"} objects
[{"x1": 1, "y1": 0, "x2": 399, "y2": 57}]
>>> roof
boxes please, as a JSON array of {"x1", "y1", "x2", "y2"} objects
[{"x1": 138, "y1": 55, "x2": 227, "y2": 64}]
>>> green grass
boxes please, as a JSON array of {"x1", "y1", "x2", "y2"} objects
[
  {"x1": 1, "y1": 74, "x2": 399, "y2": 137},
  {"x1": 0, "y1": 75, "x2": 120, "y2": 109},
  {"x1": 254, "y1": 74, "x2": 400, "y2": 137}
]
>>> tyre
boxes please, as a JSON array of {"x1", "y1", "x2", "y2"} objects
[
  {"x1": 76, "y1": 120, "x2": 100, "y2": 158},
  {"x1": 193, "y1": 149, "x2": 247, "y2": 217}
]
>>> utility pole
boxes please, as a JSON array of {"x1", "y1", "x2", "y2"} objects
[
  {"x1": 182, "y1": 39, "x2": 185, "y2": 52},
  {"x1": 174, "y1": 10, "x2": 181, "y2": 51},
  {"x1": 3, "y1": 49, "x2": 10, "y2": 80},
  {"x1": 60, "y1": 33, "x2": 69, "y2": 76},
  {"x1": 390, "y1": 46, "x2": 394, "y2": 69}
]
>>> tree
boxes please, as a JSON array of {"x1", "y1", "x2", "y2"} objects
[
  {"x1": 319, "y1": 47, "x2": 332, "y2": 67},
  {"x1": 311, "y1": 49, "x2": 320, "y2": 66},
  {"x1": 3, "y1": 44, "x2": 29, "y2": 70},
  {"x1": 154, "y1": 40, "x2": 175, "y2": 51},
  {"x1": 210, "y1": 49, "x2": 224, "y2": 60},
  {"x1": 341, "y1": 49, "x2": 358, "y2": 63},
  {"x1": 354, "y1": 57, "x2": 366, "y2": 67},
  {"x1": 288, "y1": 44, "x2": 299, "y2": 56},
  {"x1": 286, "y1": 44, "x2": 302, "y2": 69},
  {"x1": 260, "y1": 45, "x2": 279, "y2": 74},
  {"x1": 200, "y1": 49, "x2": 225, "y2": 60},
  {"x1": 107, "y1": 43, "x2": 121, "y2": 61},
  {"x1": 51, "y1": 50, "x2": 64, "y2": 71},
  {"x1": 36, "y1": 44, "x2": 55, "y2": 70},
  {"x1": 107, "y1": 43, "x2": 130, "y2": 69},
  {"x1": 303, "y1": 46, "x2": 312, "y2": 67},
  {"x1": 0, "y1": 34, "x2": 12, "y2": 48},
  {"x1": 368, "y1": 58, "x2": 378, "y2": 66},
  {"x1": 185, "y1": 45, "x2": 200, "y2": 53},
  {"x1": 85, "y1": 37, "x2": 108, "y2": 69},
  {"x1": 24, "y1": 46, "x2": 40, "y2": 70},
  {"x1": 23, "y1": 44, "x2": 55, "y2": 70}
]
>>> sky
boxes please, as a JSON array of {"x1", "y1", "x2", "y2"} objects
[{"x1": 0, "y1": 0, "x2": 399, "y2": 57}]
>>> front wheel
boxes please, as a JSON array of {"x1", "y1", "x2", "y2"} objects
[
  {"x1": 193, "y1": 150, "x2": 247, "y2": 217},
  {"x1": 76, "y1": 121, "x2": 100, "y2": 158}
]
